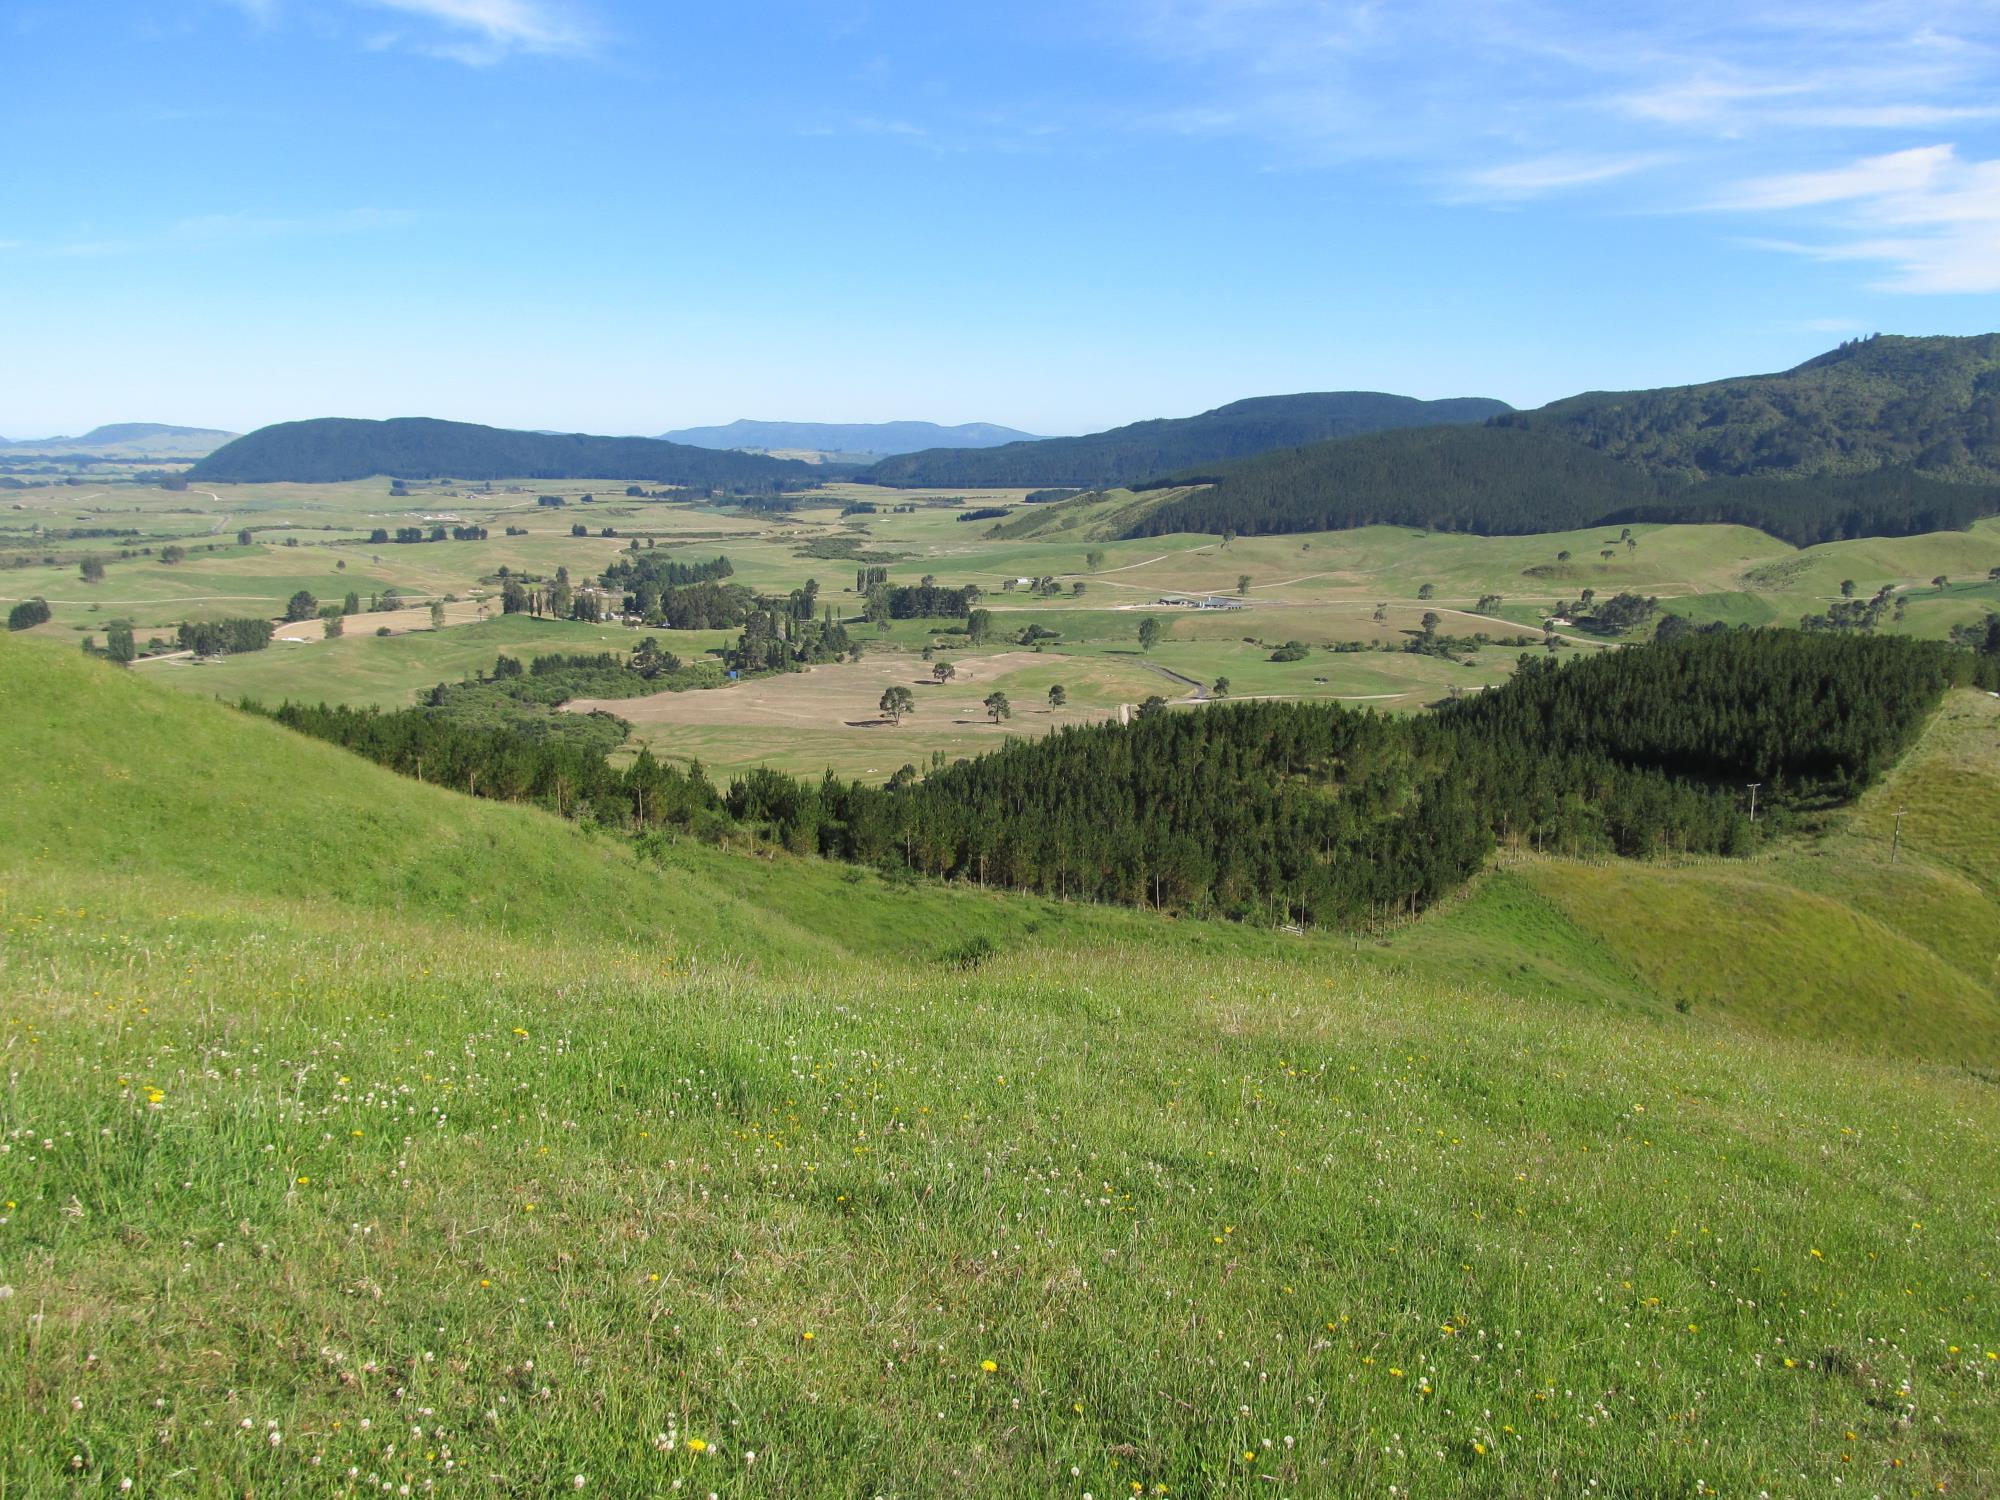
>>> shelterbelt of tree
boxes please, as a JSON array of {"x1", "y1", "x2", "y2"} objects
[
  {"x1": 188, "y1": 416, "x2": 823, "y2": 487},
  {"x1": 860, "y1": 392, "x2": 1511, "y2": 488},
  {"x1": 266, "y1": 630, "x2": 1999, "y2": 929},
  {"x1": 1130, "y1": 333, "x2": 2000, "y2": 546}
]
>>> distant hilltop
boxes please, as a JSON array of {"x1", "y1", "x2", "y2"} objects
[
  {"x1": 190, "y1": 416, "x2": 821, "y2": 487},
  {"x1": 862, "y1": 391, "x2": 1513, "y2": 488},
  {"x1": 0, "y1": 423, "x2": 238, "y2": 458},
  {"x1": 660, "y1": 419, "x2": 1044, "y2": 457}
]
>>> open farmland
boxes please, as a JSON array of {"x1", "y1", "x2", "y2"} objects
[{"x1": 9, "y1": 476, "x2": 2000, "y2": 780}]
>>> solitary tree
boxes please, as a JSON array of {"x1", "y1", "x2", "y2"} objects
[
  {"x1": 79, "y1": 557, "x2": 105, "y2": 584},
  {"x1": 1212, "y1": 676, "x2": 1230, "y2": 697},
  {"x1": 324, "y1": 612, "x2": 345, "y2": 639},
  {"x1": 160, "y1": 544, "x2": 186, "y2": 565},
  {"x1": 1085, "y1": 549, "x2": 1105, "y2": 571},
  {"x1": 106, "y1": 623, "x2": 136, "y2": 663},
  {"x1": 932, "y1": 660, "x2": 956, "y2": 683},
  {"x1": 285, "y1": 590, "x2": 318, "y2": 621},
  {"x1": 984, "y1": 690, "x2": 1011, "y2": 723},
  {"x1": 1372, "y1": 603, "x2": 1388, "y2": 624},
  {"x1": 236, "y1": 528, "x2": 252, "y2": 546},
  {"x1": 1047, "y1": 683, "x2": 1067, "y2": 708},
  {"x1": 1840, "y1": 579, "x2": 1856, "y2": 598},
  {"x1": 1137, "y1": 616, "x2": 1163, "y2": 652},
  {"x1": 1601, "y1": 549, "x2": 1616, "y2": 562},
  {"x1": 1557, "y1": 550, "x2": 1572, "y2": 563},
  {"x1": 1421, "y1": 611, "x2": 1441, "y2": 637},
  {"x1": 1933, "y1": 575, "x2": 1949, "y2": 593},
  {"x1": 9, "y1": 598, "x2": 51, "y2": 631},
  {"x1": 1136, "y1": 694, "x2": 1168, "y2": 719},
  {"x1": 1416, "y1": 583, "x2": 1436, "y2": 600},
  {"x1": 1237, "y1": 574, "x2": 1251, "y2": 596},
  {"x1": 879, "y1": 685, "x2": 915, "y2": 724},
  {"x1": 430, "y1": 599, "x2": 446, "y2": 630},
  {"x1": 1071, "y1": 582, "x2": 1086, "y2": 597},
  {"x1": 966, "y1": 608, "x2": 993, "y2": 645},
  {"x1": 1475, "y1": 593, "x2": 1503, "y2": 613}
]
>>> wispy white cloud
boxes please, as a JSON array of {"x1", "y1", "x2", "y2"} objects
[
  {"x1": 1722, "y1": 145, "x2": 2000, "y2": 293},
  {"x1": 1717, "y1": 144, "x2": 1956, "y2": 212},
  {"x1": 1458, "y1": 152, "x2": 1670, "y2": 200},
  {"x1": 225, "y1": 0, "x2": 597, "y2": 64},
  {"x1": 1107, "y1": 0, "x2": 2000, "y2": 290}
]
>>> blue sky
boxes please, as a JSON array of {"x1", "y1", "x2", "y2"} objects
[{"x1": 4, "y1": 0, "x2": 1999, "y2": 437}]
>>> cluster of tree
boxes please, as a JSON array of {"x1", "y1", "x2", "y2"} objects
[
  {"x1": 855, "y1": 565, "x2": 891, "y2": 592},
  {"x1": 1439, "y1": 630, "x2": 1987, "y2": 800},
  {"x1": 1026, "y1": 488, "x2": 1086, "y2": 504},
  {"x1": 177, "y1": 617, "x2": 275, "y2": 656},
  {"x1": 870, "y1": 580, "x2": 980, "y2": 620},
  {"x1": 266, "y1": 700, "x2": 712, "y2": 822},
  {"x1": 1570, "y1": 592, "x2": 1658, "y2": 634},
  {"x1": 7, "y1": 597, "x2": 51, "y2": 630},
  {"x1": 956, "y1": 507, "x2": 1011, "y2": 523},
  {"x1": 728, "y1": 601, "x2": 854, "y2": 673},
  {"x1": 862, "y1": 393, "x2": 1509, "y2": 488},
  {"x1": 189, "y1": 416, "x2": 824, "y2": 489},
  {"x1": 601, "y1": 551, "x2": 734, "y2": 591},
  {"x1": 1800, "y1": 581, "x2": 1898, "y2": 633},
  {"x1": 368, "y1": 524, "x2": 489, "y2": 544}
]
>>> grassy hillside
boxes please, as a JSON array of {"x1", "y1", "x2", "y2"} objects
[
  {"x1": 3, "y1": 636, "x2": 1998, "y2": 1495},
  {"x1": 864, "y1": 392, "x2": 1510, "y2": 489},
  {"x1": 1405, "y1": 689, "x2": 2000, "y2": 1065}
]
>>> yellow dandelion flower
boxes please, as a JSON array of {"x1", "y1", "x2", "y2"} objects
[
  {"x1": 980, "y1": 1359, "x2": 997, "y2": 1373},
  {"x1": 686, "y1": 1438, "x2": 706, "y2": 1453}
]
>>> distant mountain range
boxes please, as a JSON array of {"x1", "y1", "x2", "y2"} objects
[
  {"x1": 1128, "y1": 334, "x2": 2000, "y2": 547},
  {"x1": 0, "y1": 423, "x2": 238, "y2": 458},
  {"x1": 660, "y1": 419, "x2": 1042, "y2": 456},
  {"x1": 189, "y1": 417, "x2": 819, "y2": 488},
  {"x1": 861, "y1": 392, "x2": 1512, "y2": 488}
]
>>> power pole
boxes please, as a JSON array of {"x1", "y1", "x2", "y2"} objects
[
  {"x1": 1746, "y1": 782, "x2": 1761, "y2": 822},
  {"x1": 1891, "y1": 809, "x2": 1907, "y2": 863}
]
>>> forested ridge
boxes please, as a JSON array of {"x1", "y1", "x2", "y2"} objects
[
  {"x1": 1131, "y1": 334, "x2": 2000, "y2": 546},
  {"x1": 191, "y1": 417, "x2": 822, "y2": 487},
  {"x1": 862, "y1": 393, "x2": 1510, "y2": 489},
  {"x1": 1510, "y1": 333, "x2": 2000, "y2": 484},
  {"x1": 264, "y1": 629, "x2": 1997, "y2": 928}
]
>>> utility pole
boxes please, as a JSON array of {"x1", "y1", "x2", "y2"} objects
[
  {"x1": 1891, "y1": 809, "x2": 1907, "y2": 863},
  {"x1": 1746, "y1": 782, "x2": 1761, "y2": 822}
]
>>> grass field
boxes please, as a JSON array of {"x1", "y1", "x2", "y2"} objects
[{"x1": 3, "y1": 633, "x2": 1999, "y2": 1496}]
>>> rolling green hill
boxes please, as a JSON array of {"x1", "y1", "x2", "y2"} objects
[
  {"x1": 1133, "y1": 335, "x2": 2000, "y2": 546},
  {"x1": 190, "y1": 417, "x2": 823, "y2": 487},
  {"x1": 4, "y1": 634, "x2": 1999, "y2": 1495},
  {"x1": 862, "y1": 391, "x2": 1511, "y2": 488}
]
